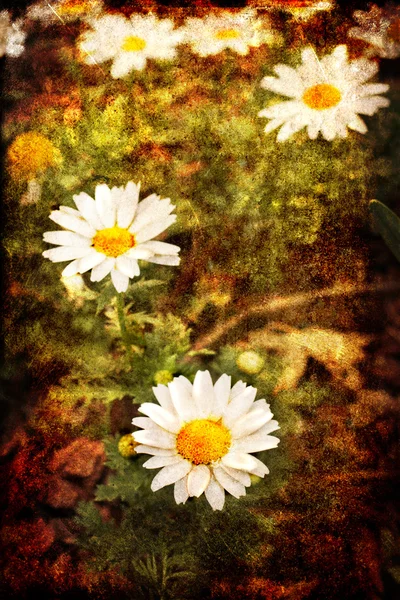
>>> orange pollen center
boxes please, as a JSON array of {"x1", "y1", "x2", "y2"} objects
[
  {"x1": 92, "y1": 226, "x2": 135, "y2": 258},
  {"x1": 387, "y1": 19, "x2": 400, "y2": 43},
  {"x1": 122, "y1": 36, "x2": 147, "y2": 52},
  {"x1": 215, "y1": 28, "x2": 240, "y2": 40},
  {"x1": 302, "y1": 83, "x2": 342, "y2": 110},
  {"x1": 176, "y1": 419, "x2": 231, "y2": 465}
]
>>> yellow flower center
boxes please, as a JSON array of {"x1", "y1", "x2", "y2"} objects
[
  {"x1": 122, "y1": 36, "x2": 147, "y2": 52},
  {"x1": 214, "y1": 29, "x2": 241, "y2": 40},
  {"x1": 92, "y1": 227, "x2": 135, "y2": 258},
  {"x1": 302, "y1": 83, "x2": 342, "y2": 110},
  {"x1": 387, "y1": 19, "x2": 400, "y2": 43},
  {"x1": 176, "y1": 419, "x2": 231, "y2": 465}
]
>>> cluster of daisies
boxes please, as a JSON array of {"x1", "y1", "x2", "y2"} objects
[{"x1": 8, "y1": 2, "x2": 400, "y2": 509}]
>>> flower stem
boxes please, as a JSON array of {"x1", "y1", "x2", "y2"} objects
[{"x1": 116, "y1": 293, "x2": 132, "y2": 362}]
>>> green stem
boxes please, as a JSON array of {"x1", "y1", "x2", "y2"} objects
[{"x1": 116, "y1": 293, "x2": 132, "y2": 362}]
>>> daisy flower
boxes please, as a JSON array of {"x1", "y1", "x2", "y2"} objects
[
  {"x1": 181, "y1": 9, "x2": 271, "y2": 57},
  {"x1": 0, "y1": 10, "x2": 26, "y2": 58},
  {"x1": 132, "y1": 371, "x2": 280, "y2": 510},
  {"x1": 78, "y1": 13, "x2": 184, "y2": 78},
  {"x1": 261, "y1": 1, "x2": 333, "y2": 22},
  {"x1": 258, "y1": 45, "x2": 390, "y2": 142},
  {"x1": 348, "y1": 4, "x2": 400, "y2": 59},
  {"x1": 26, "y1": 0, "x2": 103, "y2": 25},
  {"x1": 42, "y1": 182, "x2": 180, "y2": 293}
]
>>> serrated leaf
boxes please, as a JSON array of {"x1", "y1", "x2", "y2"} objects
[{"x1": 370, "y1": 199, "x2": 400, "y2": 263}]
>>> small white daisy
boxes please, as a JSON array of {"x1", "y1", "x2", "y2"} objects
[
  {"x1": 258, "y1": 45, "x2": 390, "y2": 142},
  {"x1": 132, "y1": 371, "x2": 280, "y2": 510},
  {"x1": 78, "y1": 13, "x2": 184, "y2": 78},
  {"x1": 0, "y1": 10, "x2": 26, "y2": 58},
  {"x1": 42, "y1": 181, "x2": 180, "y2": 293},
  {"x1": 348, "y1": 4, "x2": 400, "y2": 59},
  {"x1": 26, "y1": 0, "x2": 103, "y2": 25},
  {"x1": 181, "y1": 9, "x2": 270, "y2": 57}
]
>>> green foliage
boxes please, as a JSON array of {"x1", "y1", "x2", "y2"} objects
[{"x1": 370, "y1": 199, "x2": 400, "y2": 262}]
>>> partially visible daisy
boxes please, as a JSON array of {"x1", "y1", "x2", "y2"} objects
[
  {"x1": 132, "y1": 371, "x2": 280, "y2": 510},
  {"x1": 181, "y1": 9, "x2": 272, "y2": 57},
  {"x1": 42, "y1": 181, "x2": 180, "y2": 293},
  {"x1": 0, "y1": 10, "x2": 26, "y2": 58},
  {"x1": 348, "y1": 4, "x2": 400, "y2": 59},
  {"x1": 258, "y1": 45, "x2": 390, "y2": 142},
  {"x1": 259, "y1": 1, "x2": 333, "y2": 22},
  {"x1": 26, "y1": 0, "x2": 103, "y2": 25},
  {"x1": 78, "y1": 13, "x2": 184, "y2": 78}
]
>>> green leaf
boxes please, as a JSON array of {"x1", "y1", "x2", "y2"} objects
[{"x1": 370, "y1": 199, "x2": 400, "y2": 263}]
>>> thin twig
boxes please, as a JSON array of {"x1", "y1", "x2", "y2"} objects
[{"x1": 192, "y1": 281, "x2": 400, "y2": 351}]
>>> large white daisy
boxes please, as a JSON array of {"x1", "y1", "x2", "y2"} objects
[
  {"x1": 0, "y1": 10, "x2": 26, "y2": 58},
  {"x1": 132, "y1": 371, "x2": 280, "y2": 510},
  {"x1": 78, "y1": 13, "x2": 184, "y2": 78},
  {"x1": 42, "y1": 182, "x2": 180, "y2": 293},
  {"x1": 348, "y1": 4, "x2": 400, "y2": 59},
  {"x1": 181, "y1": 9, "x2": 270, "y2": 57},
  {"x1": 258, "y1": 45, "x2": 390, "y2": 142}
]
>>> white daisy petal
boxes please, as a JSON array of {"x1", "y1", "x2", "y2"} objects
[
  {"x1": 177, "y1": 376, "x2": 193, "y2": 392},
  {"x1": 116, "y1": 255, "x2": 140, "y2": 278},
  {"x1": 151, "y1": 461, "x2": 192, "y2": 492},
  {"x1": 152, "y1": 385, "x2": 177, "y2": 414},
  {"x1": 222, "y1": 452, "x2": 267, "y2": 475},
  {"x1": 168, "y1": 379, "x2": 197, "y2": 421},
  {"x1": 135, "y1": 445, "x2": 176, "y2": 456},
  {"x1": 90, "y1": 257, "x2": 115, "y2": 282},
  {"x1": 221, "y1": 465, "x2": 251, "y2": 487},
  {"x1": 133, "y1": 429, "x2": 176, "y2": 449},
  {"x1": 43, "y1": 231, "x2": 92, "y2": 247},
  {"x1": 130, "y1": 198, "x2": 174, "y2": 234},
  {"x1": 213, "y1": 466, "x2": 246, "y2": 499},
  {"x1": 134, "y1": 215, "x2": 177, "y2": 244},
  {"x1": 223, "y1": 386, "x2": 257, "y2": 427},
  {"x1": 139, "y1": 240, "x2": 180, "y2": 255},
  {"x1": 204, "y1": 476, "x2": 225, "y2": 511},
  {"x1": 95, "y1": 183, "x2": 116, "y2": 228},
  {"x1": 192, "y1": 370, "x2": 215, "y2": 417},
  {"x1": 187, "y1": 465, "x2": 211, "y2": 497},
  {"x1": 212, "y1": 374, "x2": 231, "y2": 417},
  {"x1": 49, "y1": 211, "x2": 96, "y2": 238},
  {"x1": 73, "y1": 192, "x2": 104, "y2": 230},
  {"x1": 42, "y1": 246, "x2": 92, "y2": 263},
  {"x1": 110, "y1": 268, "x2": 129, "y2": 293},
  {"x1": 116, "y1": 181, "x2": 140, "y2": 228},
  {"x1": 347, "y1": 114, "x2": 368, "y2": 134},
  {"x1": 126, "y1": 247, "x2": 153, "y2": 260},
  {"x1": 231, "y1": 400, "x2": 273, "y2": 438},
  {"x1": 145, "y1": 255, "x2": 180, "y2": 266},
  {"x1": 174, "y1": 477, "x2": 189, "y2": 505},
  {"x1": 138, "y1": 402, "x2": 181, "y2": 433},
  {"x1": 234, "y1": 434, "x2": 280, "y2": 454},
  {"x1": 245, "y1": 455, "x2": 270, "y2": 477},
  {"x1": 143, "y1": 455, "x2": 181, "y2": 469},
  {"x1": 61, "y1": 259, "x2": 81, "y2": 277},
  {"x1": 78, "y1": 250, "x2": 105, "y2": 274},
  {"x1": 230, "y1": 381, "x2": 247, "y2": 400}
]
